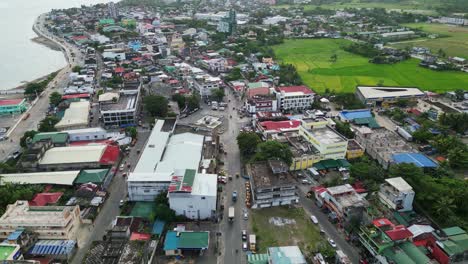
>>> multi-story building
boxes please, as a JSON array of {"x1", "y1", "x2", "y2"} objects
[
  {"x1": 192, "y1": 74, "x2": 221, "y2": 97},
  {"x1": 168, "y1": 169, "x2": 218, "y2": 220},
  {"x1": 299, "y1": 118, "x2": 348, "y2": 161},
  {"x1": 378, "y1": 177, "x2": 415, "y2": 212},
  {"x1": 217, "y1": 10, "x2": 236, "y2": 35},
  {"x1": 274, "y1": 85, "x2": 315, "y2": 111},
  {"x1": 0, "y1": 99, "x2": 27, "y2": 115},
  {"x1": 314, "y1": 184, "x2": 368, "y2": 224},
  {"x1": 249, "y1": 161, "x2": 299, "y2": 208},
  {"x1": 0, "y1": 201, "x2": 81, "y2": 241},
  {"x1": 107, "y1": 1, "x2": 119, "y2": 19},
  {"x1": 346, "y1": 139, "x2": 365, "y2": 160},
  {"x1": 246, "y1": 94, "x2": 278, "y2": 114},
  {"x1": 99, "y1": 81, "x2": 140, "y2": 128}
]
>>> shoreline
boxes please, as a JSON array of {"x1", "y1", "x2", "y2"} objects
[{"x1": 4, "y1": 13, "x2": 71, "y2": 91}]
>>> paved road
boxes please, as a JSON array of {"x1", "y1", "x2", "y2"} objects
[
  {"x1": 0, "y1": 14, "x2": 83, "y2": 160},
  {"x1": 218, "y1": 88, "x2": 251, "y2": 264},
  {"x1": 296, "y1": 185, "x2": 361, "y2": 263},
  {"x1": 72, "y1": 129, "x2": 150, "y2": 263}
]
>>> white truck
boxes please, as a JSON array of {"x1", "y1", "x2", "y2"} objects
[
  {"x1": 228, "y1": 206, "x2": 235, "y2": 222},
  {"x1": 249, "y1": 234, "x2": 256, "y2": 252}
]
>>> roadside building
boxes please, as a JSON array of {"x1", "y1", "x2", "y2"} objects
[
  {"x1": 355, "y1": 86, "x2": 425, "y2": 107},
  {"x1": 287, "y1": 135, "x2": 321, "y2": 171},
  {"x1": 299, "y1": 118, "x2": 348, "y2": 161},
  {"x1": 256, "y1": 120, "x2": 301, "y2": 140},
  {"x1": 379, "y1": 177, "x2": 415, "y2": 212},
  {"x1": 163, "y1": 231, "x2": 209, "y2": 256},
  {"x1": 31, "y1": 132, "x2": 69, "y2": 147},
  {"x1": 391, "y1": 153, "x2": 438, "y2": 168},
  {"x1": 380, "y1": 31, "x2": 415, "y2": 40},
  {"x1": 0, "y1": 171, "x2": 80, "y2": 186},
  {"x1": 338, "y1": 109, "x2": 380, "y2": 129},
  {"x1": 55, "y1": 101, "x2": 90, "y2": 131},
  {"x1": 99, "y1": 83, "x2": 140, "y2": 128},
  {"x1": 433, "y1": 226, "x2": 468, "y2": 264},
  {"x1": 167, "y1": 169, "x2": 217, "y2": 220},
  {"x1": 248, "y1": 161, "x2": 299, "y2": 208},
  {"x1": 64, "y1": 127, "x2": 108, "y2": 142},
  {"x1": 314, "y1": 184, "x2": 368, "y2": 225},
  {"x1": 192, "y1": 74, "x2": 221, "y2": 97},
  {"x1": 346, "y1": 139, "x2": 364, "y2": 159},
  {"x1": 0, "y1": 99, "x2": 27, "y2": 115},
  {"x1": 274, "y1": 85, "x2": 315, "y2": 111},
  {"x1": 246, "y1": 94, "x2": 278, "y2": 113},
  {"x1": 0, "y1": 201, "x2": 81, "y2": 241}
]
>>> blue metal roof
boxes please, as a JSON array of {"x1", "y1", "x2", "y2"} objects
[
  {"x1": 339, "y1": 109, "x2": 372, "y2": 121},
  {"x1": 392, "y1": 153, "x2": 438, "y2": 168},
  {"x1": 152, "y1": 219, "x2": 166, "y2": 235},
  {"x1": 7, "y1": 229, "x2": 24, "y2": 241},
  {"x1": 28, "y1": 240, "x2": 76, "y2": 256},
  {"x1": 164, "y1": 231, "x2": 179, "y2": 251}
]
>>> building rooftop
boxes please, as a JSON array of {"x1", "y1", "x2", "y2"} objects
[
  {"x1": 0, "y1": 244, "x2": 18, "y2": 260},
  {"x1": 439, "y1": 226, "x2": 468, "y2": 256},
  {"x1": 347, "y1": 139, "x2": 363, "y2": 151},
  {"x1": 250, "y1": 162, "x2": 296, "y2": 189},
  {"x1": 357, "y1": 86, "x2": 424, "y2": 99},
  {"x1": 385, "y1": 177, "x2": 413, "y2": 192},
  {"x1": 276, "y1": 85, "x2": 314, "y2": 95},
  {"x1": 55, "y1": 101, "x2": 90, "y2": 129},
  {"x1": 0, "y1": 99, "x2": 24, "y2": 106},
  {"x1": 259, "y1": 120, "x2": 301, "y2": 132},
  {"x1": 392, "y1": 153, "x2": 437, "y2": 168},
  {"x1": 100, "y1": 93, "x2": 137, "y2": 111},
  {"x1": 0, "y1": 201, "x2": 77, "y2": 227},
  {"x1": 29, "y1": 192, "x2": 63, "y2": 206},
  {"x1": 306, "y1": 126, "x2": 346, "y2": 145},
  {"x1": 32, "y1": 132, "x2": 69, "y2": 144},
  {"x1": 268, "y1": 246, "x2": 306, "y2": 264},
  {"x1": 39, "y1": 145, "x2": 107, "y2": 165},
  {"x1": 0, "y1": 171, "x2": 80, "y2": 186},
  {"x1": 28, "y1": 240, "x2": 76, "y2": 257},
  {"x1": 339, "y1": 109, "x2": 372, "y2": 121},
  {"x1": 164, "y1": 231, "x2": 209, "y2": 250},
  {"x1": 74, "y1": 169, "x2": 109, "y2": 184},
  {"x1": 327, "y1": 184, "x2": 367, "y2": 208}
]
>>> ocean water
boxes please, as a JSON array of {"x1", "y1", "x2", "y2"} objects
[{"x1": 0, "y1": 0, "x2": 111, "y2": 90}]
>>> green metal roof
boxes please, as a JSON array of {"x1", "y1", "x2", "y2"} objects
[
  {"x1": 399, "y1": 242, "x2": 431, "y2": 264},
  {"x1": 32, "y1": 132, "x2": 68, "y2": 144},
  {"x1": 178, "y1": 232, "x2": 209, "y2": 249},
  {"x1": 130, "y1": 202, "x2": 156, "y2": 219},
  {"x1": 247, "y1": 254, "x2": 269, "y2": 264},
  {"x1": 338, "y1": 159, "x2": 351, "y2": 168},
  {"x1": 248, "y1": 82, "x2": 267, "y2": 89},
  {"x1": 353, "y1": 117, "x2": 380, "y2": 128},
  {"x1": 99, "y1": 18, "x2": 115, "y2": 25},
  {"x1": 443, "y1": 226, "x2": 466, "y2": 236},
  {"x1": 74, "y1": 169, "x2": 109, "y2": 184},
  {"x1": 439, "y1": 227, "x2": 468, "y2": 256},
  {"x1": 382, "y1": 247, "x2": 416, "y2": 264}
]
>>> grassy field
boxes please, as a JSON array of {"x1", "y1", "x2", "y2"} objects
[
  {"x1": 274, "y1": 0, "x2": 440, "y2": 15},
  {"x1": 250, "y1": 207, "x2": 325, "y2": 253},
  {"x1": 391, "y1": 23, "x2": 468, "y2": 58},
  {"x1": 273, "y1": 39, "x2": 468, "y2": 93}
]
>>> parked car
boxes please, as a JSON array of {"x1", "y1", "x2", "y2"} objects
[
  {"x1": 328, "y1": 238, "x2": 337, "y2": 248},
  {"x1": 242, "y1": 230, "x2": 247, "y2": 240},
  {"x1": 242, "y1": 242, "x2": 248, "y2": 251},
  {"x1": 218, "y1": 176, "x2": 227, "y2": 184},
  {"x1": 119, "y1": 164, "x2": 124, "y2": 171},
  {"x1": 310, "y1": 215, "x2": 318, "y2": 224},
  {"x1": 301, "y1": 179, "x2": 311, "y2": 185},
  {"x1": 119, "y1": 200, "x2": 124, "y2": 207}
]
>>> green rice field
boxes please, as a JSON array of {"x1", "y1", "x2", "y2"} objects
[{"x1": 273, "y1": 39, "x2": 468, "y2": 93}]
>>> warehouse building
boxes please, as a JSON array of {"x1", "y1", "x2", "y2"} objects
[
  {"x1": 355, "y1": 86, "x2": 425, "y2": 107},
  {"x1": 55, "y1": 101, "x2": 90, "y2": 131}
]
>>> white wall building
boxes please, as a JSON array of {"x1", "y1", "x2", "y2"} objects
[
  {"x1": 192, "y1": 74, "x2": 221, "y2": 97},
  {"x1": 168, "y1": 169, "x2": 217, "y2": 220},
  {"x1": 274, "y1": 86, "x2": 315, "y2": 111},
  {"x1": 378, "y1": 177, "x2": 415, "y2": 212},
  {"x1": 64, "y1": 127, "x2": 108, "y2": 142}
]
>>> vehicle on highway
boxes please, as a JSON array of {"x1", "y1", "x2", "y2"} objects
[
  {"x1": 22, "y1": 113, "x2": 30, "y2": 120},
  {"x1": 232, "y1": 191, "x2": 238, "y2": 202},
  {"x1": 218, "y1": 176, "x2": 227, "y2": 184},
  {"x1": 119, "y1": 164, "x2": 124, "y2": 171},
  {"x1": 301, "y1": 179, "x2": 311, "y2": 185},
  {"x1": 242, "y1": 242, "x2": 248, "y2": 251},
  {"x1": 328, "y1": 238, "x2": 337, "y2": 248},
  {"x1": 310, "y1": 215, "x2": 318, "y2": 224},
  {"x1": 249, "y1": 234, "x2": 256, "y2": 252},
  {"x1": 122, "y1": 172, "x2": 128, "y2": 177},
  {"x1": 242, "y1": 230, "x2": 247, "y2": 240},
  {"x1": 228, "y1": 206, "x2": 235, "y2": 222},
  {"x1": 243, "y1": 211, "x2": 248, "y2": 220},
  {"x1": 119, "y1": 200, "x2": 124, "y2": 207}
]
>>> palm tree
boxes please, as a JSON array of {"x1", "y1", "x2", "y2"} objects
[{"x1": 433, "y1": 196, "x2": 456, "y2": 218}]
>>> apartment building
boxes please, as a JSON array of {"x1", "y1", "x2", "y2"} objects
[
  {"x1": 99, "y1": 81, "x2": 141, "y2": 128},
  {"x1": 192, "y1": 74, "x2": 221, "y2": 97},
  {"x1": 274, "y1": 85, "x2": 315, "y2": 111},
  {"x1": 0, "y1": 201, "x2": 81, "y2": 241},
  {"x1": 379, "y1": 177, "x2": 415, "y2": 212}
]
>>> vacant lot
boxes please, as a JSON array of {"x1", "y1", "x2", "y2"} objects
[
  {"x1": 250, "y1": 206, "x2": 324, "y2": 253},
  {"x1": 391, "y1": 23, "x2": 468, "y2": 57},
  {"x1": 273, "y1": 39, "x2": 468, "y2": 93}
]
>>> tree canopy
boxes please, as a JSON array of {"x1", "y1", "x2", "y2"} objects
[
  {"x1": 254, "y1": 141, "x2": 293, "y2": 166},
  {"x1": 237, "y1": 132, "x2": 262, "y2": 160},
  {"x1": 143, "y1": 95, "x2": 168, "y2": 117},
  {"x1": 49, "y1": 92, "x2": 62, "y2": 107}
]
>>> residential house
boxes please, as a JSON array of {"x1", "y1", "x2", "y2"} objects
[{"x1": 379, "y1": 177, "x2": 415, "y2": 212}]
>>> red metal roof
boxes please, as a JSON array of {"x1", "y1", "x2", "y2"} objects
[
  {"x1": 72, "y1": 35, "x2": 87, "y2": 40},
  {"x1": 385, "y1": 226, "x2": 413, "y2": 241},
  {"x1": 372, "y1": 218, "x2": 394, "y2": 228},
  {"x1": 29, "y1": 192, "x2": 63, "y2": 206},
  {"x1": 130, "y1": 232, "x2": 151, "y2": 241},
  {"x1": 61, "y1": 93, "x2": 90, "y2": 100},
  {"x1": 99, "y1": 145, "x2": 120, "y2": 165},
  {"x1": 0, "y1": 99, "x2": 23, "y2": 106},
  {"x1": 114, "y1": 67, "x2": 125, "y2": 73},
  {"x1": 69, "y1": 139, "x2": 113, "y2": 146},
  {"x1": 276, "y1": 85, "x2": 314, "y2": 95},
  {"x1": 259, "y1": 120, "x2": 301, "y2": 132},
  {"x1": 247, "y1": 87, "x2": 270, "y2": 98}
]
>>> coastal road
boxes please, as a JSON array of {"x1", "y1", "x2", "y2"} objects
[
  {"x1": 0, "y1": 14, "x2": 83, "y2": 160},
  {"x1": 219, "y1": 88, "x2": 251, "y2": 264}
]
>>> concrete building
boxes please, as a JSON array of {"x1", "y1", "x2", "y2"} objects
[
  {"x1": 380, "y1": 31, "x2": 415, "y2": 40},
  {"x1": 167, "y1": 169, "x2": 217, "y2": 220},
  {"x1": 314, "y1": 184, "x2": 368, "y2": 224},
  {"x1": 274, "y1": 86, "x2": 315, "y2": 111},
  {"x1": 299, "y1": 118, "x2": 348, "y2": 161},
  {"x1": 246, "y1": 94, "x2": 278, "y2": 114},
  {"x1": 107, "y1": 1, "x2": 119, "y2": 19},
  {"x1": 379, "y1": 177, "x2": 415, "y2": 212},
  {"x1": 0, "y1": 201, "x2": 81, "y2": 241},
  {"x1": 355, "y1": 127, "x2": 414, "y2": 169},
  {"x1": 287, "y1": 135, "x2": 321, "y2": 171},
  {"x1": 99, "y1": 82, "x2": 141, "y2": 128},
  {"x1": 0, "y1": 99, "x2": 27, "y2": 115},
  {"x1": 217, "y1": 10, "x2": 236, "y2": 35},
  {"x1": 416, "y1": 99, "x2": 461, "y2": 121},
  {"x1": 248, "y1": 161, "x2": 299, "y2": 208},
  {"x1": 256, "y1": 119, "x2": 301, "y2": 140},
  {"x1": 192, "y1": 74, "x2": 221, "y2": 97},
  {"x1": 55, "y1": 101, "x2": 90, "y2": 131},
  {"x1": 356, "y1": 86, "x2": 425, "y2": 107},
  {"x1": 64, "y1": 127, "x2": 108, "y2": 142},
  {"x1": 346, "y1": 139, "x2": 365, "y2": 160}
]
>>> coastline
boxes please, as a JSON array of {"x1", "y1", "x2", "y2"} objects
[{"x1": 4, "y1": 13, "x2": 71, "y2": 91}]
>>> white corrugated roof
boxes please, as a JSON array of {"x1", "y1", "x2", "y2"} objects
[
  {"x1": 385, "y1": 177, "x2": 413, "y2": 191},
  {"x1": 191, "y1": 173, "x2": 217, "y2": 196},
  {"x1": 64, "y1": 127, "x2": 107, "y2": 134},
  {"x1": 55, "y1": 101, "x2": 90, "y2": 129},
  {"x1": 39, "y1": 145, "x2": 106, "y2": 165},
  {"x1": 0, "y1": 171, "x2": 80, "y2": 186},
  {"x1": 133, "y1": 120, "x2": 170, "y2": 174},
  {"x1": 357, "y1": 86, "x2": 424, "y2": 99}
]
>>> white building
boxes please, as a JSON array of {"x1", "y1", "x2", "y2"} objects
[
  {"x1": 356, "y1": 86, "x2": 425, "y2": 107},
  {"x1": 55, "y1": 101, "x2": 90, "y2": 131},
  {"x1": 168, "y1": 169, "x2": 217, "y2": 220},
  {"x1": 100, "y1": 82, "x2": 140, "y2": 128},
  {"x1": 378, "y1": 177, "x2": 415, "y2": 212},
  {"x1": 0, "y1": 201, "x2": 81, "y2": 240},
  {"x1": 64, "y1": 127, "x2": 108, "y2": 142},
  {"x1": 127, "y1": 120, "x2": 215, "y2": 202},
  {"x1": 274, "y1": 86, "x2": 315, "y2": 111},
  {"x1": 192, "y1": 74, "x2": 221, "y2": 97}
]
